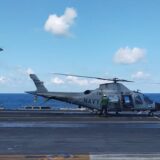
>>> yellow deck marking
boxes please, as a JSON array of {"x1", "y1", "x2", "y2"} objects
[{"x1": 0, "y1": 155, "x2": 90, "y2": 160}]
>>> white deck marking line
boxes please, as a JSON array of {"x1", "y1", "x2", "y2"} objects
[
  {"x1": 154, "y1": 116, "x2": 160, "y2": 120},
  {"x1": 90, "y1": 154, "x2": 160, "y2": 160}
]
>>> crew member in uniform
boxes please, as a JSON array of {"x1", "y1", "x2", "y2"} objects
[{"x1": 100, "y1": 95, "x2": 109, "y2": 116}]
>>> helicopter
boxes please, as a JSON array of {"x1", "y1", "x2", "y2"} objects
[{"x1": 26, "y1": 73, "x2": 160, "y2": 116}]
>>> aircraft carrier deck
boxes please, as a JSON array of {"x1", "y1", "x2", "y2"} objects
[{"x1": 0, "y1": 110, "x2": 160, "y2": 159}]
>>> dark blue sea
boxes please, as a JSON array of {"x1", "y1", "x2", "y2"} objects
[
  {"x1": 0, "y1": 93, "x2": 159, "y2": 110},
  {"x1": 0, "y1": 93, "x2": 77, "y2": 110}
]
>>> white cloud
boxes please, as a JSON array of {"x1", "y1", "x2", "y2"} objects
[
  {"x1": 44, "y1": 7, "x2": 77, "y2": 36},
  {"x1": 131, "y1": 71, "x2": 150, "y2": 80},
  {"x1": 66, "y1": 76, "x2": 110, "y2": 86},
  {"x1": 26, "y1": 68, "x2": 34, "y2": 75},
  {"x1": 16, "y1": 66, "x2": 34, "y2": 75},
  {"x1": 6, "y1": 66, "x2": 35, "y2": 86},
  {"x1": 51, "y1": 77, "x2": 64, "y2": 85},
  {"x1": 66, "y1": 76, "x2": 89, "y2": 86},
  {"x1": 114, "y1": 47, "x2": 146, "y2": 64},
  {"x1": 49, "y1": 74, "x2": 110, "y2": 87},
  {"x1": 0, "y1": 76, "x2": 8, "y2": 84},
  {"x1": 89, "y1": 79, "x2": 109, "y2": 84}
]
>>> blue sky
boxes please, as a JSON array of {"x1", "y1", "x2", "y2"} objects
[{"x1": 0, "y1": 0, "x2": 160, "y2": 93}]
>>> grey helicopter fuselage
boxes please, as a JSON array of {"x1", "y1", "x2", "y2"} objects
[
  {"x1": 80, "y1": 83, "x2": 156, "y2": 112},
  {"x1": 27, "y1": 74, "x2": 159, "y2": 114}
]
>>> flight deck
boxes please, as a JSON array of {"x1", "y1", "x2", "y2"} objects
[{"x1": 0, "y1": 110, "x2": 160, "y2": 160}]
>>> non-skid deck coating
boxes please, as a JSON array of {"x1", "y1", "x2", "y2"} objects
[
  {"x1": 0, "y1": 110, "x2": 160, "y2": 159},
  {"x1": 1, "y1": 154, "x2": 160, "y2": 160}
]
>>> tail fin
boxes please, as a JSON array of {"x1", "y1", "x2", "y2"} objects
[{"x1": 29, "y1": 74, "x2": 48, "y2": 93}]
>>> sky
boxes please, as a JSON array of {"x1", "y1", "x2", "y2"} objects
[{"x1": 0, "y1": 0, "x2": 160, "y2": 93}]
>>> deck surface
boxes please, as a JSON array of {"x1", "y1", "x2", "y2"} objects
[{"x1": 0, "y1": 110, "x2": 160, "y2": 159}]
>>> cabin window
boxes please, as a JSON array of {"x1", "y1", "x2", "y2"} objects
[
  {"x1": 123, "y1": 96, "x2": 131, "y2": 104},
  {"x1": 109, "y1": 95, "x2": 119, "y2": 103},
  {"x1": 135, "y1": 95, "x2": 143, "y2": 105},
  {"x1": 84, "y1": 90, "x2": 91, "y2": 95},
  {"x1": 122, "y1": 95, "x2": 133, "y2": 108}
]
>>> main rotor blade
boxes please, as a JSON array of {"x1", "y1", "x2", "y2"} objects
[
  {"x1": 118, "y1": 79, "x2": 134, "y2": 82},
  {"x1": 136, "y1": 82, "x2": 160, "y2": 85},
  {"x1": 53, "y1": 73, "x2": 133, "y2": 82},
  {"x1": 53, "y1": 73, "x2": 111, "y2": 81}
]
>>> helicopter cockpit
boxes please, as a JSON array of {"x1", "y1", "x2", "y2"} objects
[{"x1": 132, "y1": 92, "x2": 155, "y2": 111}]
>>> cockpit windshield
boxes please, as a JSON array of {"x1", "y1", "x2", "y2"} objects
[
  {"x1": 135, "y1": 95, "x2": 143, "y2": 105},
  {"x1": 144, "y1": 95, "x2": 153, "y2": 104}
]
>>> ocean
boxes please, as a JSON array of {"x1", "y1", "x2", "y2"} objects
[
  {"x1": 0, "y1": 93, "x2": 160, "y2": 110},
  {"x1": 0, "y1": 93, "x2": 77, "y2": 110}
]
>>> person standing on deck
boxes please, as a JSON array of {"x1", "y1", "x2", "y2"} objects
[{"x1": 100, "y1": 95, "x2": 109, "y2": 116}]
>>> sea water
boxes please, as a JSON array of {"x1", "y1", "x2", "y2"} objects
[
  {"x1": 0, "y1": 93, "x2": 77, "y2": 110},
  {"x1": 0, "y1": 93, "x2": 159, "y2": 110}
]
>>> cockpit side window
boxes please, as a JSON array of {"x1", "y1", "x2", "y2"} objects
[
  {"x1": 135, "y1": 95, "x2": 143, "y2": 105},
  {"x1": 144, "y1": 96, "x2": 153, "y2": 104}
]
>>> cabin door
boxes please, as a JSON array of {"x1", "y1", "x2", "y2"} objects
[{"x1": 122, "y1": 95, "x2": 134, "y2": 110}]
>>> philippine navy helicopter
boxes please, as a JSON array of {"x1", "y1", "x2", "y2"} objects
[{"x1": 26, "y1": 73, "x2": 160, "y2": 116}]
